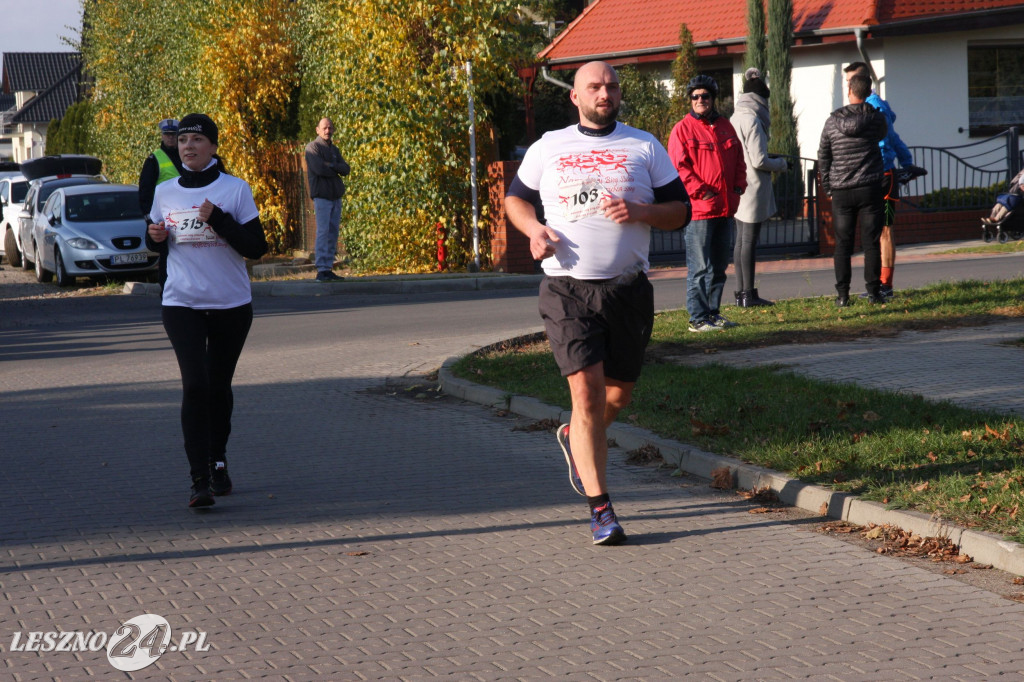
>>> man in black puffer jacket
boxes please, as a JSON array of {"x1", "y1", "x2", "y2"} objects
[{"x1": 818, "y1": 73, "x2": 888, "y2": 307}]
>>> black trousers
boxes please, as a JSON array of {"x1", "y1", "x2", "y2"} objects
[
  {"x1": 732, "y1": 219, "x2": 762, "y2": 292},
  {"x1": 831, "y1": 184, "x2": 883, "y2": 296},
  {"x1": 162, "y1": 304, "x2": 253, "y2": 481}
]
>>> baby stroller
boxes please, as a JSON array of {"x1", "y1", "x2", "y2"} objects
[{"x1": 981, "y1": 169, "x2": 1024, "y2": 243}]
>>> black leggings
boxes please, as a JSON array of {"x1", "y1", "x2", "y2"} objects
[
  {"x1": 732, "y1": 219, "x2": 761, "y2": 292},
  {"x1": 162, "y1": 304, "x2": 253, "y2": 481}
]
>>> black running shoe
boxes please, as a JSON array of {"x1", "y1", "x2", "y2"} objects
[
  {"x1": 210, "y1": 461, "x2": 232, "y2": 496},
  {"x1": 189, "y1": 479, "x2": 215, "y2": 508}
]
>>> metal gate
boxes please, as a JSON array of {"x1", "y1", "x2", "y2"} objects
[{"x1": 649, "y1": 155, "x2": 818, "y2": 262}]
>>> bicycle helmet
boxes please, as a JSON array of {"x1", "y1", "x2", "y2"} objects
[{"x1": 686, "y1": 74, "x2": 719, "y2": 99}]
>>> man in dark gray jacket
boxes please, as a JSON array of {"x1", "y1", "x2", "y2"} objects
[
  {"x1": 818, "y1": 73, "x2": 887, "y2": 307},
  {"x1": 305, "y1": 117, "x2": 351, "y2": 282}
]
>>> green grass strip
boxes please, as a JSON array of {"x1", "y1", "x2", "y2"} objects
[{"x1": 451, "y1": 279, "x2": 1024, "y2": 540}]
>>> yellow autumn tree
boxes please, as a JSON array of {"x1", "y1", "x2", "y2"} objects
[
  {"x1": 83, "y1": 0, "x2": 299, "y2": 249},
  {"x1": 82, "y1": 0, "x2": 536, "y2": 267},
  {"x1": 196, "y1": 0, "x2": 300, "y2": 252},
  {"x1": 298, "y1": 0, "x2": 531, "y2": 271}
]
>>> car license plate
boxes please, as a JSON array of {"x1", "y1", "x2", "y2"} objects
[{"x1": 110, "y1": 253, "x2": 148, "y2": 265}]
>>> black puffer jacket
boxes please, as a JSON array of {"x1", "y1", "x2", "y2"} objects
[{"x1": 817, "y1": 103, "x2": 887, "y2": 195}]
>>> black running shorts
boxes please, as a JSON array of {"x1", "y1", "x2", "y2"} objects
[{"x1": 538, "y1": 272, "x2": 654, "y2": 382}]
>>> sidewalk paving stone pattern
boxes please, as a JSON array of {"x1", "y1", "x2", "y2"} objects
[
  {"x1": 675, "y1": 319, "x2": 1024, "y2": 418},
  {"x1": 5, "y1": 284, "x2": 1024, "y2": 678}
]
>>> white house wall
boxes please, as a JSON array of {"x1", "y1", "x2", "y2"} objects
[{"x1": 621, "y1": 20, "x2": 1024, "y2": 172}]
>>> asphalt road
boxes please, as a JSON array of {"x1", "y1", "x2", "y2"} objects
[{"x1": 4, "y1": 253, "x2": 1024, "y2": 678}]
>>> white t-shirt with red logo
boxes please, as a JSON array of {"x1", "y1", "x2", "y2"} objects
[
  {"x1": 151, "y1": 174, "x2": 260, "y2": 309},
  {"x1": 515, "y1": 123, "x2": 679, "y2": 279}
]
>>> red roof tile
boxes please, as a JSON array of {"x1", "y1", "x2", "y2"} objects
[{"x1": 540, "y1": 0, "x2": 1024, "y2": 63}]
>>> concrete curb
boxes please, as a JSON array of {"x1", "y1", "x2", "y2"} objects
[
  {"x1": 122, "y1": 274, "x2": 543, "y2": 297},
  {"x1": 437, "y1": 351, "x2": 1024, "y2": 577}
]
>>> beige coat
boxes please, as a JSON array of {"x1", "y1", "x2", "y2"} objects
[{"x1": 731, "y1": 92, "x2": 788, "y2": 223}]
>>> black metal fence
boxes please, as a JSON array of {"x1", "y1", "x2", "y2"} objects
[
  {"x1": 899, "y1": 127, "x2": 1020, "y2": 211},
  {"x1": 649, "y1": 127, "x2": 1022, "y2": 262},
  {"x1": 649, "y1": 155, "x2": 818, "y2": 262}
]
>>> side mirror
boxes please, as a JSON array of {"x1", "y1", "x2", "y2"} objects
[{"x1": 48, "y1": 214, "x2": 57, "y2": 226}]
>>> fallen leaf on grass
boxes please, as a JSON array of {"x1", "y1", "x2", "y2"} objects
[
  {"x1": 691, "y1": 418, "x2": 729, "y2": 436},
  {"x1": 913, "y1": 481, "x2": 930, "y2": 492},
  {"x1": 959, "y1": 494, "x2": 973, "y2": 503},
  {"x1": 926, "y1": 452, "x2": 938, "y2": 462},
  {"x1": 863, "y1": 411, "x2": 880, "y2": 422},
  {"x1": 984, "y1": 424, "x2": 1012, "y2": 441}
]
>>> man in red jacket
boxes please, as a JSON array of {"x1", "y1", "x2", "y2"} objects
[{"x1": 668, "y1": 75, "x2": 747, "y2": 332}]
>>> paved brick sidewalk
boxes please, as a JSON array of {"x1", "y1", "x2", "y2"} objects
[
  {"x1": 675, "y1": 319, "x2": 1024, "y2": 418},
  {"x1": 4, "y1": 292, "x2": 1024, "y2": 679}
]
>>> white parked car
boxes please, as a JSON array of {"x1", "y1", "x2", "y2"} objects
[
  {"x1": 1, "y1": 173, "x2": 29, "y2": 266},
  {"x1": 30, "y1": 183, "x2": 158, "y2": 286},
  {"x1": 15, "y1": 155, "x2": 106, "y2": 270}
]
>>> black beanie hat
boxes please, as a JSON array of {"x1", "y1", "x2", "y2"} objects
[
  {"x1": 176, "y1": 113, "x2": 218, "y2": 146},
  {"x1": 742, "y1": 67, "x2": 771, "y2": 99}
]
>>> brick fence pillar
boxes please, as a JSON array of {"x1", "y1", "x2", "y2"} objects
[{"x1": 487, "y1": 160, "x2": 538, "y2": 274}]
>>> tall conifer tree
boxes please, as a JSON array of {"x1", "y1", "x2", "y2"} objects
[
  {"x1": 744, "y1": 0, "x2": 766, "y2": 73},
  {"x1": 767, "y1": 0, "x2": 801, "y2": 213},
  {"x1": 671, "y1": 23, "x2": 698, "y2": 121}
]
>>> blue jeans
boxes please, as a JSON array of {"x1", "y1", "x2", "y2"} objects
[
  {"x1": 313, "y1": 197, "x2": 342, "y2": 272},
  {"x1": 685, "y1": 217, "x2": 733, "y2": 323}
]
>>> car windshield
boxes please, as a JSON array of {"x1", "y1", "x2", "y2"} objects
[
  {"x1": 10, "y1": 181, "x2": 28, "y2": 204},
  {"x1": 37, "y1": 178, "x2": 106, "y2": 208},
  {"x1": 65, "y1": 191, "x2": 143, "y2": 222}
]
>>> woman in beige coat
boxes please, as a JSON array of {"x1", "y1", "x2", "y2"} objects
[{"x1": 731, "y1": 68, "x2": 789, "y2": 307}]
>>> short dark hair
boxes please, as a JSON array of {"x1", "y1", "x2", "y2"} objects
[
  {"x1": 843, "y1": 61, "x2": 870, "y2": 76},
  {"x1": 848, "y1": 73, "x2": 872, "y2": 99}
]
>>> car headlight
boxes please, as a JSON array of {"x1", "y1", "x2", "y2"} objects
[{"x1": 65, "y1": 238, "x2": 100, "y2": 249}]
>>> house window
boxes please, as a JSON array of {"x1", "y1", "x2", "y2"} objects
[{"x1": 968, "y1": 44, "x2": 1024, "y2": 137}]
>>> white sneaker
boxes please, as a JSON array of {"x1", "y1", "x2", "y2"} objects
[{"x1": 688, "y1": 319, "x2": 722, "y2": 333}]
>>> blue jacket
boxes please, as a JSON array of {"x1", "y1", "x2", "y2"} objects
[{"x1": 866, "y1": 92, "x2": 913, "y2": 171}]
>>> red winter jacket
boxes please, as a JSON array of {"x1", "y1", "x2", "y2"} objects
[{"x1": 668, "y1": 111, "x2": 747, "y2": 220}]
